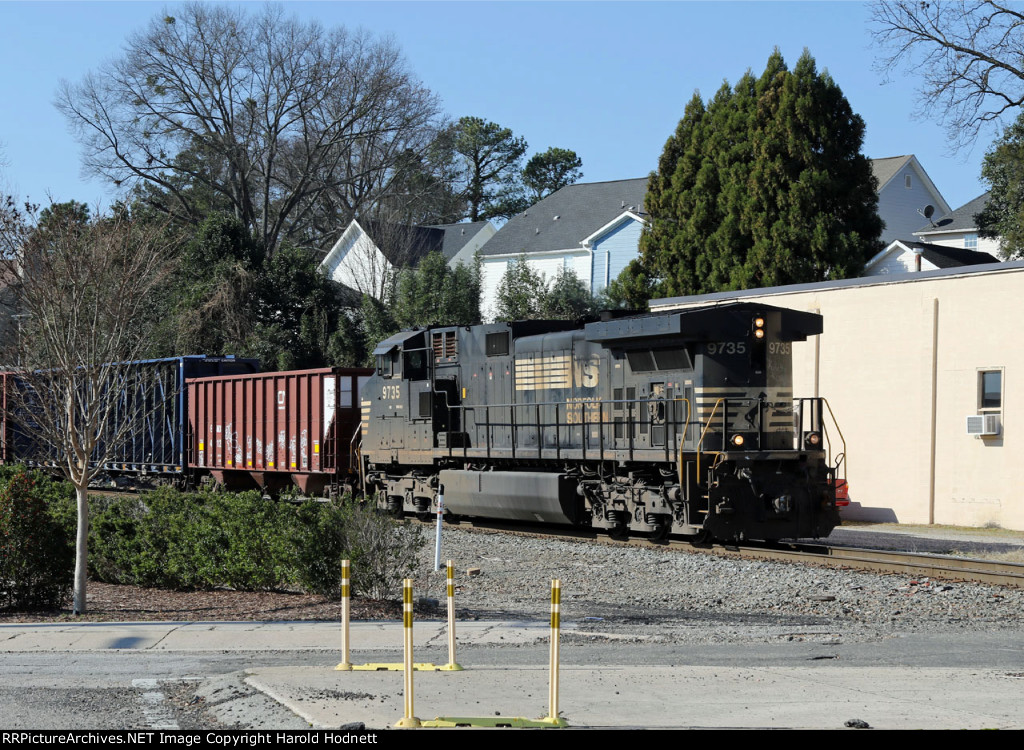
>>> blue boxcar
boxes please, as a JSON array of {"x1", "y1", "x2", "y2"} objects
[{"x1": 2, "y1": 355, "x2": 259, "y2": 480}]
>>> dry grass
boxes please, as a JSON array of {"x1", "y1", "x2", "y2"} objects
[
  {"x1": 841, "y1": 519, "x2": 1024, "y2": 540},
  {"x1": 956, "y1": 548, "x2": 1024, "y2": 564}
]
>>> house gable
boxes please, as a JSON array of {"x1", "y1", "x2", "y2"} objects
[
  {"x1": 587, "y1": 212, "x2": 646, "y2": 294},
  {"x1": 865, "y1": 239, "x2": 999, "y2": 276},
  {"x1": 479, "y1": 178, "x2": 648, "y2": 318},
  {"x1": 871, "y1": 155, "x2": 951, "y2": 245},
  {"x1": 319, "y1": 220, "x2": 394, "y2": 300}
]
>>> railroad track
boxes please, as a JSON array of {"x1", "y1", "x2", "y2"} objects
[{"x1": 434, "y1": 518, "x2": 1024, "y2": 589}]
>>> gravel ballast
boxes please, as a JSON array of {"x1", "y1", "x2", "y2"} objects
[{"x1": 414, "y1": 526, "x2": 1024, "y2": 645}]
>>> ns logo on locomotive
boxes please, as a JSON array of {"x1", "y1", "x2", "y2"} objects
[{"x1": 360, "y1": 302, "x2": 845, "y2": 543}]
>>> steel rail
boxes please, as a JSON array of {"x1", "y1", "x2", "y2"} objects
[{"x1": 440, "y1": 519, "x2": 1024, "y2": 589}]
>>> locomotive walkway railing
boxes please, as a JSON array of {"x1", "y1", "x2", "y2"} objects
[
  {"x1": 450, "y1": 395, "x2": 828, "y2": 467},
  {"x1": 458, "y1": 396, "x2": 693, "y2": 466}
]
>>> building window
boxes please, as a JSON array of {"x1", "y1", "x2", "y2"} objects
[
  {"x1": 905, "y1": 174, "x2": 913, "y2": 189},
  {"x1": 978, "y1": 369, "x2": 1003, "y2": 411},
  {"x1": 964, "y1": 233, "x2": 978, "y2": 249}
]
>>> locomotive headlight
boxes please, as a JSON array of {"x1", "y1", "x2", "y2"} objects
[
  {"x1": 731, "y1": 434, "x2": 745, "y2": 447},
  {"x1": 754, "y1": 328, "x2": 765, "y2": 339},
  {"x1": 804, "y1": 431, "x2": 822, "y2": 448},
  {"x1": 754, "y1": 317, "x2": 765, "y2": 328}
]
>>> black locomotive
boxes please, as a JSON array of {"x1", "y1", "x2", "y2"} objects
[{"x1": 360, "y1": 301, "x2": 843, "y2": 542}]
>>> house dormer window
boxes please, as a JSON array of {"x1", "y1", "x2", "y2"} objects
[{"x1": 964, "y1": 233, "x2": 978, "y2": 249}]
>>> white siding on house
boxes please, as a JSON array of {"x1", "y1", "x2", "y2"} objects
[
  {"x1": 480, "y1": 250, "x2": 590, "y2": 321},
  {"x1": 917, "y1": 230, "x2": 1002, "y2": 257},
  {"x1": 866, "y1": 245, "x2": 945, "y2": 276},
  {"x1": 877, "y1": 161, "x2": 948, "y2": 244},
  {"x1": 322, "y1": 230, "x2": 392, "y2": 299},
  {"x1": 480, "y1": 258, "x2": 509, "y2": 320}
]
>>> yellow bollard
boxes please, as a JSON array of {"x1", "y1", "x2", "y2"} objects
[
  {"x1": 394, "y1": 578, "x2": 421, "y2": 728},
  {"x1": 440, "y1": 559, "x2": 463, "y2": 671},
  {"x1": 541, "y1": 578, "x2": 566, "y2": 726},
  {"x1": 334, "y1": 559, "x2": 352, "y2": 671}
]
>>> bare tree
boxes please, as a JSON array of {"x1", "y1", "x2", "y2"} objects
[
  {"x1": 56, "y1": 3, "x2": 441, "y2": 254},
  {"x1": 0, "y1": 200, "x2": 176, "y2": 614},
  {"x1": 871, "y1": 1, "x2": 1024, "y2": 148}
]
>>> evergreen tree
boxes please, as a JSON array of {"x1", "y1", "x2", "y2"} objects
[
  {"x1": 541, "y1": 267, "x2": 597, "y2": 320},
  {"x1": 392, "y1": 251, "x2": 481, "y2": 328},
  {"x1": 449, "y1": 117, "x2": 529, "y2": 221},
  {"x1": 523, "y1": 148, "x2": 583, "y2": 201},
  {"x1": 641, "y1": 50, "x2": 882, "y2": 296},
  {"x1": 976, "y1": 111, "x2": 1024, "y2": 260},
  {"x1": 493, "y1": 256, "x2": 548, "y2": 320}
]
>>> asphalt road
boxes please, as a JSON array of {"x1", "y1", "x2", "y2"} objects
[{"x1": 3, "y1": 629, "x2": 1024, "y2": 730}]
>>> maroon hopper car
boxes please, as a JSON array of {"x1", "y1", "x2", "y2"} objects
[{"x1": 187, "y1": 367, "x2": 372, "y2": 495}]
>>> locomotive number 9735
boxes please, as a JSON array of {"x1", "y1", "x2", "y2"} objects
[{"x1": 360, "y1": 302, "x2": 844, "y2": 543}]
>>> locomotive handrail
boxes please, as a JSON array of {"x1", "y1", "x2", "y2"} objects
[
  {"x1": 349, "y1": 421, "x2": 364, "y2": 492},
  {"x1": 675, "y1": 396, "x2": 692, "y2": 488},
  {"x1": 820, "y1": 397, "x2": 848, "y2": 480},
  {"x1": 696, "y1": 397, "x2": 726, "y2": 479},
  {"x1": 461, "y1": 396, "x2": 693, "y2": 465}
]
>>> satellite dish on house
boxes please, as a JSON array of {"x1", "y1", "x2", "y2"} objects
[{"x1": 918, "y1": 204, "x2": 936, "y2": 227}]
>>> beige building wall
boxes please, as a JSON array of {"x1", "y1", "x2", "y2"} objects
[{"x1": 651, "y1": 263, "x2": 1024, "y2": 530}]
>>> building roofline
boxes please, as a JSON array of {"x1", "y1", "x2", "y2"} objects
[{"x1": 649, "y1": 259, "x2": 1020, "y2": 310}]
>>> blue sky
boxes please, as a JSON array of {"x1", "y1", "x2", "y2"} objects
[{"x1": 0, "y1": 0, "x2": 995, "y2": 216}]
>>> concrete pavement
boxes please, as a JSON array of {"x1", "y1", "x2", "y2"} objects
[{"x1": 2, "y1": 619, "x2": 1022, "y2": 730}]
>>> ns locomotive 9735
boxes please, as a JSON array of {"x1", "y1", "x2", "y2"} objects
[{"x1": 360, "y1": 302, "x2": 844, "y2": 542}]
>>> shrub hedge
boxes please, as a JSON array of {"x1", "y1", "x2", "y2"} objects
[
  {"x1": 0, "y1": 468, "x2": 74, "y2": 610},
  {"x1": 0, "y1": 466, "x2": 424, "y2": 608}
]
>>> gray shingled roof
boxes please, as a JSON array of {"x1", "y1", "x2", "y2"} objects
[
  {"x1": 422, "y1": 221, "x2": 491, "y2": 261},
  {"x1": 871, "y1": 155, "x2": 913, "y2": 190},
  {"x1": 361, "y1": 221, "x2": 444, "y2": 265},
  {"x1": 897, "y1": 239, "x2": 999, "y2": 268},
  {"x1": 916, "y1": 192, "x2": 990, "y2": 234},
  {"x1": 479, "y1": 178, "x2": 648, "y2": 257}
]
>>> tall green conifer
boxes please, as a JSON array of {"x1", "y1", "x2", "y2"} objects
[{"x1": 641, "y1": 50, "x2": 882, "y2": 296}]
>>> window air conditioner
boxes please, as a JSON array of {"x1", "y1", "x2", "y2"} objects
[{"x1": 966, "y1": 414, "x2": 1001, "y2": 436}]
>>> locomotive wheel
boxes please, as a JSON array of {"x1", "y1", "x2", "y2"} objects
[
  {"x1": 649, "y1": 522, "x2": 671, "y2": 543},
  {"x1": 386, "y1": 495, "x2": 404, "y2": 518},
  {"x1": 688, "y1": 528, "x2": 712, "y2": 546}
]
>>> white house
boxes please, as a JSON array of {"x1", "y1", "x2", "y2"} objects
[
  {"x1": 871, "y1": 155, "x2": 952, "y2": 245},
  {"x1": 476, "y1": 156, "x2": 955, "y2": 320},
  {"x1": 477, "y1": 178, "x2": 648, "y2": 319},
  {"x1": 863, "y1": 239, "x2": 999, "y2": 276},
  {"x1": 913, "y1": 192, "x2": 1002, "y2": 257},
  {"x1": 319, "y1": 219, "x2": 495, "y2": 300}
]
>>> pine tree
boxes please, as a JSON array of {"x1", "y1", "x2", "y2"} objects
[{"x1": 641, "y1": 50, "x2": 882, "y2": 296}]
